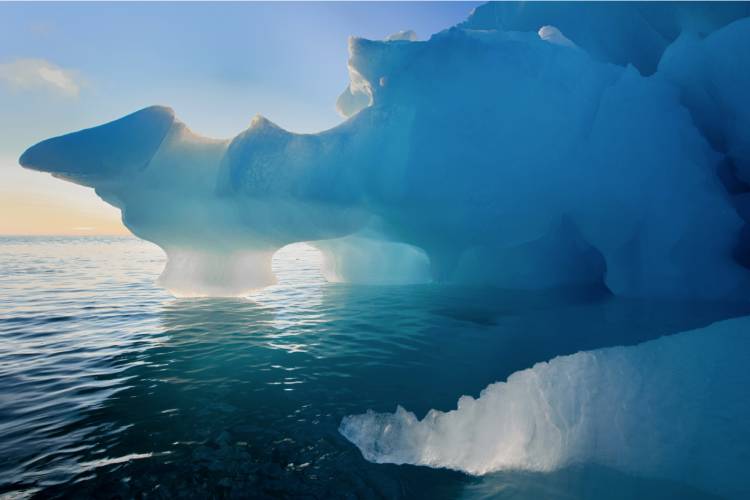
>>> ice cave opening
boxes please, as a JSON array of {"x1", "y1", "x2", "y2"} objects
[{"x1": 272, "y1": 242, "x2": 325, "y2": 284}]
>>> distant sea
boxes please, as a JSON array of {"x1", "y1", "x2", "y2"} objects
[{"x1": 1, "y1": 236, "x2": 746, "y2": 499}]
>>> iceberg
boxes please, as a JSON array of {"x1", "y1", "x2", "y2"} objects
[
  {"x1": 19, "y1": 2, "x2": 750, "y2": 299},
  {"x1": 340, "y1": 316, "x2": 750, "y2": 499},
  {"x1": 461, "y1": 1, "x2": 750, "y2": 74},
  {"x1": 659, "y1": 17, "x2": 750, "y2": 185}
]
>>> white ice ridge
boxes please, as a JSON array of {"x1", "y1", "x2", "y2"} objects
[
  {"x1": 19, "y1": 2, "x2": 750, "y2": 299},
  {"x1": 340, "y1": 316, "x2": 750, "y2": 499}
]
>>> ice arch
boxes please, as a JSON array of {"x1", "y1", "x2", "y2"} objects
[
  {"x1": 314, "y1": 235, "x2": 431, "y2": 285},
  {"x1": 19, "y1": 2, "x2": 750, "y2": 300}
]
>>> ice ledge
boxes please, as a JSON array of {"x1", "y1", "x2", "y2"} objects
[{"x1": 341, "y1": 315, "x2": 750, "y2": 499}]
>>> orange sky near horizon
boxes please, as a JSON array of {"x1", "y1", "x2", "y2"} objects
[
  {"x1": 0, "y1": 192, "x2": 129, "y2": 236},
  {"x1": 0, "y1": 159, "x2": 130, "y2": 236}
]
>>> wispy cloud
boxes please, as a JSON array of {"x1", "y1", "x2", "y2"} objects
[{"x1": 0, "y1": 58, "x2": 82, "y2": 97}]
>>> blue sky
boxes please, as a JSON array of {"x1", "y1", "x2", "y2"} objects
[{"x1": 0, "y1": 1, "x2": 481, "y2": 234}]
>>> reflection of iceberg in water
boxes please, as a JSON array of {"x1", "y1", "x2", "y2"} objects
[
  {"x1": 458, "y1": 464, "x2": 722, "y2": 500},
  {"x1": 8, "y1": 237, "x2": 750, "y2": 498},
  {"x1": 341, "y1": 317, "x2": 750, "y2": 499},
  {"x1": 251, "y1": 243, "x2": 328, "y2": 351}
]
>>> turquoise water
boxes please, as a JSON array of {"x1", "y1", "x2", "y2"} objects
[{"x1": 1, "y1": 237, "x2": 746, "y2": 499}]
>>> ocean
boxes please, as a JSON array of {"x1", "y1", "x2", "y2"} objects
[{"x1": 1, "y1": 236, "x2": 745, "y2": 499}]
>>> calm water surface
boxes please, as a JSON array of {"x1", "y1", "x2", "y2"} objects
[{"x1": 1, "y1": 237, "x2": 746, "y2": 499}]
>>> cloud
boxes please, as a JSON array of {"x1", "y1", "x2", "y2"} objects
[{"x1": 0, "y1": 58, "x2": 82, "y2": 97}]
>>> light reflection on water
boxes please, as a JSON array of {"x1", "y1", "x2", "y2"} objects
[{"x1": 0, "y1": 237, "x2": 745, "y2": 498}]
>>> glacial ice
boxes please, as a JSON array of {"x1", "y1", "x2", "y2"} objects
[
  {"x1": 317, "y1": 232, "x2": 431, "y2": 285},
  {"x1": 19, "y1": 2, "x2": 750, "y2": 299},
  {"x1": 658, "y1": 17, "x2": 750, "y2": 185},
  {"x1": 462, "y1": 1, "x2": 750, "y2": 74},
  {"x1": 340, "y1": 316, "x2": 750, "y2": 499}
]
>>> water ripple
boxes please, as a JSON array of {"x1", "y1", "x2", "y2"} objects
[{"x1": 1, "y1": 237, "x2": 746, "y2": 499}]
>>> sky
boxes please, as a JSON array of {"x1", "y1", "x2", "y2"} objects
[{"x1": 0, "y1": 1, "x2": 481, "y2": 235}]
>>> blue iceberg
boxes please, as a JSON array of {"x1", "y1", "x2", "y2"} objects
[{"x1": 19, "y1": 2, "x2": 750, "y2": 299}]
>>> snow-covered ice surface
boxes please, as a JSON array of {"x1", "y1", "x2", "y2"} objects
[
  {"x1": 340, "y1": 316, "x2": 750, "y2": 500},
  {"x1": 19, "y1": 2, "x2": 750, "y2": 300}
]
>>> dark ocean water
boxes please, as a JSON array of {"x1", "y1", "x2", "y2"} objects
[{"x1": 1, "y1": 237, "x2": 746, "y2": 499}]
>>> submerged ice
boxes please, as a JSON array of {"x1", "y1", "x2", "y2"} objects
[
  {"x1": 19, "y1": 2, "x2": 750, "y2": 299},
  {"x1": 340, "y1": 316, "x2": 750, "y2": 499}
]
